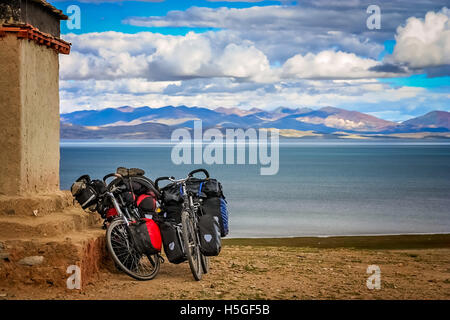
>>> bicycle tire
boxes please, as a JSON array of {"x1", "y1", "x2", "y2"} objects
[
  {"x1": 181, "y1": 210, "x2": 202, "y2": 281},
  {"x1": 106, "y1": 219, "x2": 160, "y2": 281},
  {"x1": 201, "y1": 254, "x2": 210, "y2": 274}
]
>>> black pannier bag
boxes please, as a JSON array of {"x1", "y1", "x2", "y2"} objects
[
  {"x1": 202, "y1": 197, "x2": 229, "y2": 237},
  {"x1": 198, "y1": 215, "x2": 221, "y2": 256},
  {"x1": 129, "y1": 218, "x2": 162, "y2": 256},
  {"x1": 161, "y1": 202, "x2": 182, "y2": 224},
  {"x1": 159, "y1": 221, "x2": 186, "y2": 264},
  {"x1": 71, "y1": 175, "x2": 98, "y2": 210},
  {"x1": 161, "y1": 182, "x2": 183, "y2": 203}
]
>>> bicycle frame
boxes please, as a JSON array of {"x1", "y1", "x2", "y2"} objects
[{"x1": 102, "y1": 173, "x2": 144, "y2": 226}]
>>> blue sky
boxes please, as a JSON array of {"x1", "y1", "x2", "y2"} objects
[{"x1": 50, "y1": 0, "x2": 449, "y2": 121}]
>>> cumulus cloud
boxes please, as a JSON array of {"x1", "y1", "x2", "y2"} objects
[
  {"x1": 55, "y1": 0, "x2": 449, "y2": 117},
  {"x1": 61, "y1": 31, "x2": 400, "y2": 83},
  {"x1": 61, "y1": 31, "x2": 275, "y2": 82},
  {"x1": 392, "y1": 8, "x2": 450, "y2": 68},
  {"x1": 282, "y1": 50, "x2": 400, "y2": 80},
  {"x1": 123, "y1": 1, "x2": 449, "y2": 60},
  {"x1": 123, "y1": 5, "x2": 385, "y2": 61}
]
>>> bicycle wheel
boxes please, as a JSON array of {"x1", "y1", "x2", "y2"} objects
[
  {"x1": 181, "y1": 210, "x2": 202, "y2": 281},
  {"x1": 200, "y1": 254, "x2": 210, "y2": 274},
  {"x1": 106, "y1": 219, "x2": 160, "y2": 281}
]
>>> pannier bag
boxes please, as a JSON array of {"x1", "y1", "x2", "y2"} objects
[
  {"x1": 106, "y1": 208, "x2": 118, "y2": 219},
  {"x1": 202, "y1": 197, "x2": 229, "y2": 237},
  {"x1": 159, "y1": 221, "x2": 186, "y2": 264},
  {"x1": 129, "y1": 218, "x2": 162, "y2": 256},
  {"x1": 71, "y1": 175, "x2": 98, "y2": 210},
  {"x1": 137, "y1": 192, "x2": 157, "y2": 213},
  {"x1": 161, "y1": 202, "x2": 182, "y2": 224},
  {"x1": 198, "y1": 215, "x2": 222, "y2": 256}
]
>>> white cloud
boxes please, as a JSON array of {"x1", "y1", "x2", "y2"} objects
[
  {"x1": 56, "y1": 2, "x2": 450, "y2": 117},
  {"x1": 61, "y1": 31, "x2": 275, "y2": 82},
  {"x1": 392, "y1": 8, "x2": 450, "y2": 68},
  {"x1": 59, "y1": 75, "x2": 432, "y2": 115},
  {"x1": 282, "y1": 50, "x2": 398, "y2": 80},
  {"x1": 61, "y1": 31, "x2": 399, "y2": 83},
  {"x1": 123, "y1": 5, "x2": 386, "y2": 61}
]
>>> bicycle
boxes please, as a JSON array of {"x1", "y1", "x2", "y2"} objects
[
  {"x1": 102, "y1": 172, "x2": 162, "y2": 281},
  {"x1": 155, "y1": 169, "x2": 211, "y2": 281}
]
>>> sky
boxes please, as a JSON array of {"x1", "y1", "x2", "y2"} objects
[{"x1": 49, "y1": 0, "x2": 450, "y2": 122}]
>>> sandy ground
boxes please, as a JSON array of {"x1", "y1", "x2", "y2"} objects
[{"x1": 2, "y1": 236, "x2": 450, "y2": 300}]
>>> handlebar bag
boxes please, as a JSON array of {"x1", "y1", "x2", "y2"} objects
[
  {"x1": 185, "y1": 178, "x2": 223, "y2": 198},
  {"x1": 161, "y1": 182, "x2": 183, "y2": 203},
  {"x1": 198, "y1": 215, "x2": 222, "y2": 256},
  {"x1": 201, "y1": 197, "x2": 229, "y2": 237},
  {"x1": 71, "y1": 177, "x2": 98, "y2": 210},
  {"x1": 201, "y1": 179, "x2": 223, "y2": 198},
  {"x1": 185, "y1": 178, "x2": 205, "y2": 197},
  {"x1": 159, "y1": 221, "x2": 186, "y2": 264},
  {"x1": 129, "y1": 218, "x2": 162, "y2": 256}
]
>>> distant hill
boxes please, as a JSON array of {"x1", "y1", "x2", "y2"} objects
[
  {"x1": 60, "y1": 106, "x2": 450, "y2": 139},
  {"x1": 402, "y1": 111, "x2": 450, "y2": 130}
]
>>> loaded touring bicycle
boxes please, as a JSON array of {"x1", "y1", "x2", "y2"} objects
[
  {"x1": 71, "y1": 167, "x2": 229, "y2": 281},
  {"x1": 72, "y1": 168, "x2": 163, "y2": 281},
  {"x1": 156, "y1": 169, "x2": 229, "y2": 280}
]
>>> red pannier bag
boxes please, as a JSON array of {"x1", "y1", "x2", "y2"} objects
[
  {"x1": 136, "y1": 192, "x2": 157, "y2": 213},
  {"x1": 106, "y1": 208, "x2": 118, "y2": 219},
  {"x1": 130, "y1": 218, "x2": 162, "y2": 256}
]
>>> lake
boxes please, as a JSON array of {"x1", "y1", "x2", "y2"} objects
[{"x1": 61, "y1": 139, "x2": 450, "y2": 238}]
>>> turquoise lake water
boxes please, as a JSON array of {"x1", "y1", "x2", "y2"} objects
[{"x1": 60, "y1": 140, "x2": 450, "y2": 238}]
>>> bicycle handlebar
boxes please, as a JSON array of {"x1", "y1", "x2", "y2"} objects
[
  {"x1": 188, "y1": 168, "x2": 209, "y2": 179},
  {"x1": 154, "y1": 176, "x2": 172, "y2": 190},
  {"x1": 155, "y1": 169, "x2": 209, "y2": 191},
  {"x1": 103, "y1": 173, "x2": 124, "y2": 192}
]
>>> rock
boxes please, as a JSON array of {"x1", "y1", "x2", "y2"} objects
[
  {"x1": 0, "y1": 242, "x2": 4, "y2": 250},
  {"x1": 18, "y1": 256, "x2": 44, "y2": 266},
  {"x1": 0, "y1": 252, "x2": 10, "y2": 261}
]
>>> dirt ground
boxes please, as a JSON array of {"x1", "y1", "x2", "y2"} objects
[{"x1": 2, "y1": 242, "x2": 450, "y2": 300}]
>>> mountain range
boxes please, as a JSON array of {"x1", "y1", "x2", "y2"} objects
[{"x1": 60, "y1": 106, "x2": 450, "y2": 139}]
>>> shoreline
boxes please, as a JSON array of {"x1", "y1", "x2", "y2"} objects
[{"x1": 223, "y1": 233, "x2": 450, "y2": 249}]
